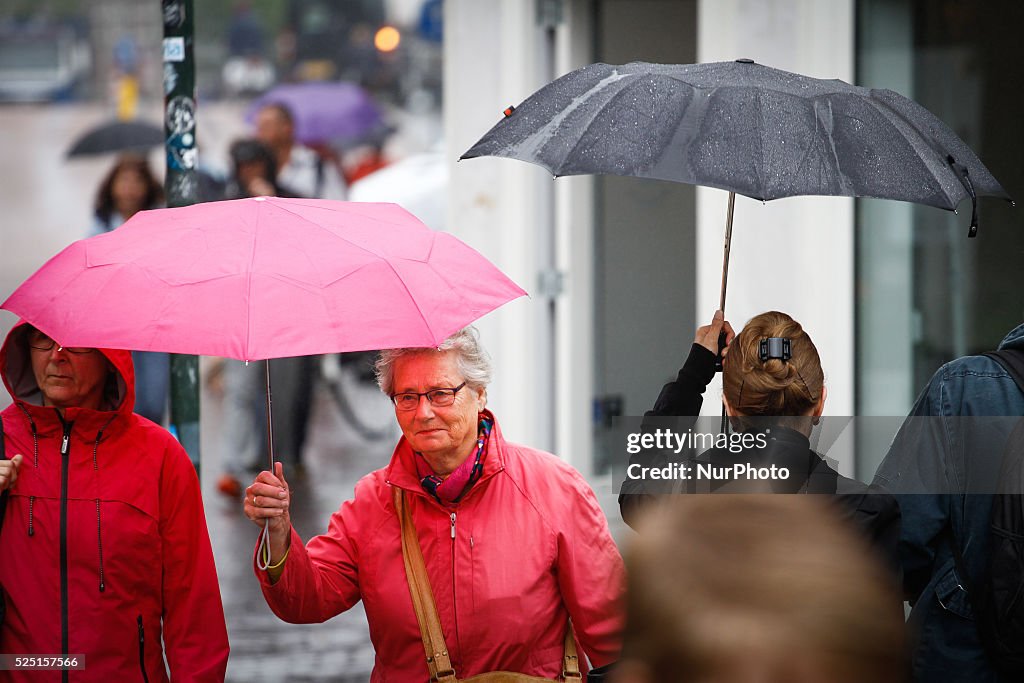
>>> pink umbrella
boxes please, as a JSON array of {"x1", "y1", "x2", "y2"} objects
[
  {"x1": 4, "y1": 196, "x2": 526, "y2": 569},
  {"x1": 3, "y1": 196, "x2": 526, "y2": 361}
]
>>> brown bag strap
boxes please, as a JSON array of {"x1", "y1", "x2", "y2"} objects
[
  {"x1": 396, "y1": 487, "x2": 581, "y2": 682},
  {"x1": 396, "y1": 487, "x2": 458, "y2": 682},
  {"x1": 562, "y1": 629, "x2": 581, "y2": 679}
]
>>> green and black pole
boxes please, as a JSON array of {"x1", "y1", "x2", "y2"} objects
[{"x1": 162, "y1": 0, "x2": 200, "y2": 471}]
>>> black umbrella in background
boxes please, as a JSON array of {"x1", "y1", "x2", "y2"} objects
[
  {"x1": 66, "y1": 119, "x2": 165, "y2": 158},
  {"x1": 461, "y1": 59, "x2": 1013, "y2": 317}
]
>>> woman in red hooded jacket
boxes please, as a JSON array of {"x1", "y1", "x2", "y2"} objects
[{"x1": 0, "y1": 322, "x2": 228, "y2": 682}]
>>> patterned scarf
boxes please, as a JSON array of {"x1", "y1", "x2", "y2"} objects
[{"x1": 415, "y1": 415, "x2": 493, "y2": 507}]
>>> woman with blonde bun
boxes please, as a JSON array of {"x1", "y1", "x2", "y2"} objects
[{"x1": 619, "y1": 310, "x2": 901, "y2": 575}]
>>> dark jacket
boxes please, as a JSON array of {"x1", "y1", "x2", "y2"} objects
[
  {"x1": 872, "y1": 322, "x2": 1024, "y2": 683},
  {"x1": 619, "y1": 344, "x2": 901, "y2": 576}
]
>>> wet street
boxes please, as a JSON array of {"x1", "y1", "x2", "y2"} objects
[{"x1": 200, "y1": 361, "x2": 398, "y2": 682}]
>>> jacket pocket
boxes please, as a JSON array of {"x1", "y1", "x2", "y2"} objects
[
  {"x1": 137, "y1": 615, "x2": 150, "y2": 683},
  {"x1": 934, "y1": 564, "x2": 973, "y2": 620}
]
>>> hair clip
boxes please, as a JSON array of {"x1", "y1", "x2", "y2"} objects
[{"x1": 759, "y1": 337, "x2": 791, "y2": 363}]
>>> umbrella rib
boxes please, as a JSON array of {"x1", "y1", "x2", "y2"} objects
[
  {"x1": 557, "y1": 75, "x2": 675, "y2": 174},
  {"x1": 862, "y1": 96, "x2": 964, "y2": 208},
  {"x1": 245, "y1": 203, "x2": 262, "y2": 361},
  {"x1": 806, "y1": 98, "x2": 845, "y2": 195},
  {"x1": 505, "y1": 70, "x2": 633, "y2": 173},
  {"x1": 268, "y1": 201, "x2": 411, "y2": 256},
  {"x1": 381, "y1": 256, "x2": 440, "y2": 345}
]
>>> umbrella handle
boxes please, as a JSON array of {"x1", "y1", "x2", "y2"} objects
[
  {"x1": 715, "y1": 192, "x2": 736, "y2": 372},
  {"x1": 256, "y1": 360, "x2": 276, "y2": 571}
]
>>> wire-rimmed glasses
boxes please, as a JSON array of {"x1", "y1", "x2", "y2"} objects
[{"x1": 390, "y1": 382, "x2": 467, "y2": 411}]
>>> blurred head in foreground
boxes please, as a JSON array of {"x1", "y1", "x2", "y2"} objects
[{"x1": 616, "y1": 495, "x2": 907, "y2": 683}]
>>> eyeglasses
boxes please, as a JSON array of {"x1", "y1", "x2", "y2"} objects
[
  {"x1": 391, "y1": 382, "x2": 467, "y2": 411},
  {"x1": 27, "y1": 334, "x2": 94, "y2": 356}
]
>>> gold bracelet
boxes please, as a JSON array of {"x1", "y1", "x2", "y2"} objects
[{"x1": 266, "y1": 547, "x2": 290, "y2": 571}]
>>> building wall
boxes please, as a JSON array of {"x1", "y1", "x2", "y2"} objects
[
  {"x1": 592, "y1": 0, "x2": 697, "y2": 474},
  {"x1": 444, "y1": 0, "x2": 596, "y2": 471}
]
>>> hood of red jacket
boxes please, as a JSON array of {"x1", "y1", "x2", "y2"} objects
[{"x1": 1, "y1": 319, "x2": 134, "y2": 418}]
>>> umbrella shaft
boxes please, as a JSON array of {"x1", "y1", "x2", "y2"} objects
[
  {"x1": 265, "y1": 361, "x2": 275, "y2": 472},
  {"x1": 719, "y1": 192, "x2": 736, "y2": 312}
]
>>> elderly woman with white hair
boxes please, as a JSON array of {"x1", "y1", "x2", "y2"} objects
[{"x1": 244, "y1": 327, "x2": 625, "y2": 682}]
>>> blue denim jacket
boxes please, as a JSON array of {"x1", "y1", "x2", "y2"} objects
[{"x1": 873, "y1": 322, "x2": 1024, "y2": 683}]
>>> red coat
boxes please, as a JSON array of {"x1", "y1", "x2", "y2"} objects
[
  {"x1": 0, "y1": 322, "x2": 228, "y2": 682},
  {"x1": 258, "y1": 413, "x2": 625, "y2": 681}
]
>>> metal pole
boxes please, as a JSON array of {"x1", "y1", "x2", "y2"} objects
[{"x1": 162, "y1": 0, "x2": 200, "y2": 471}]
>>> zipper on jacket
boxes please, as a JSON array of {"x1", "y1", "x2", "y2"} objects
[
  {"x1": 59, "y1": 417, "x2": 71, "y2": 683},
  {"x1": 137, "y1": 615, "x2": 150, "y2": 683},
  {"x1": 450, "y1": 511, "x2": 461, "y2": 668}
]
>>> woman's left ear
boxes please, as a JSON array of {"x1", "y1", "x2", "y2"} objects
[
  {"x1": 813, "y1": 386, "x2": 827, "y2": 419},
  {"x1": 475, "y1": 386, "x2": 487, "y2": 411}
]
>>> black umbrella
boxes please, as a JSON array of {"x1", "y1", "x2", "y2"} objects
[
  {"x1": 462, "y1": 59, "x2": 1012, "y2": 314},
  {"x1": 66, "y1": 119, "x2": 165, "y2": 158}
]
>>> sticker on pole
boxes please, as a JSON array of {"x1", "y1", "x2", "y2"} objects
[
  {"x1": 166, "y1": 96, "x2": 196, "y2": 135},
  {"x1": 163, "y1": 37, "x2": 185, "y2": 63}
]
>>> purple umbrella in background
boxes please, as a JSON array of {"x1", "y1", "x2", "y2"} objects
[{"x1": 245, "y1": 81, "x2": 385, "y2": 145}]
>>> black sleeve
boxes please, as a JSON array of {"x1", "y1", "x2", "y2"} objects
[
  {"x1": 646, "y1": 344, "x2": 718, "y2": 418},
  {"x1": 620, "y1": 344, "x2": 718, "y2": 530}
]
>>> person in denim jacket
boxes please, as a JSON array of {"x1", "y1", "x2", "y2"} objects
[{"x1": 873, "y1": 321, "x2": 1024, "y2": 683}]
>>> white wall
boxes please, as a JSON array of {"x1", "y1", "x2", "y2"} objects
[
  {"x1": 696, "y1": 0, "x2": 857, "y2": 422},
  {"x1": 444, "y1": 0, "x2": 595, "y2": 469}
]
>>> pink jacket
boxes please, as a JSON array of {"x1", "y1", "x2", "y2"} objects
[
  {"x1": 0, "y1": 322, "x2": 228, "y2": 682},
  {"x1": 258, "y1": 413, "x2": 625, "y2": 681}
]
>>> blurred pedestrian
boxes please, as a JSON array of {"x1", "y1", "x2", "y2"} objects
[
  {"x1": 223, "y1": 137, "x2": 295, "y2": 199},
  {"x1": 342, "y1": 140, "x2": 388, "y2": 185},
  {"x1": 89, "y1": 153, "x2": 162, "y2": 235},
  {"x1": 873, "y1": 320, "x2": 1024, "y2": 683},
  {"x1": 615, "y1": 495, "x2": 907, "y2": 683},
  {"x1": 619, "y1": 310, "x2": 901, "y2": 575},
  {"x1": 216, "y1": 138, "x2": 311, "y2": 498},
  {"x1": 253, "y1": 105, "x2": 336, "y2": 474},
  {"x1": 89, "y1": 154, "x2": 169, "y2": 426},
  {"x1": 254, "y1": 101, "x2": 347, "y2": 200},
  {"x1": 0, "y1": 323, "x2": 228, "y2": 681},
  {"x1": 244, "y1": 326, "x2": 625, "y2": 680}
]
